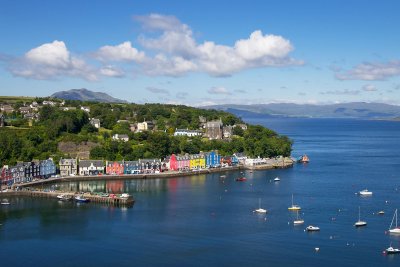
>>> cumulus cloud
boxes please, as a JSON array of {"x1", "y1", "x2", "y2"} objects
[
  {"x1": 95, "y1": 41, "x2": 145, "y2": 62},
  {"x1": 9, "y1": 40, "x2": 98, "y2": 81},
  {"x1": 362, "y1": 84, "x2": 378, "y2": 92},
  {"x1": 146, "y1": 86, "x2": 169, "y2": 95},
  {"x1": 320, "y1": 89, "x2": 360, "y2": 95},
  {"x1": 4, "y1": 14, "x2": 302, "y2": 81},
  {"x1": 208, "y1": 86, "x2": 231, "y2": 95},
  {"x1": 99, "y1": 65, "x2": 125, "y2": 77},
  {"x1": 335, "y1": 60, "x2": 400, "y2": 80},
  {"x1": 134, "y1": 14, "x2": 301, "y2": 77}
]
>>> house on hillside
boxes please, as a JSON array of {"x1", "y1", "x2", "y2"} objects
[
  {"x1": 174, "y1": 129, "x2": 203, "y2": 137},
  {"x1": 205, "y1": 119, "x2": 223, "y2": 140},
  {"x1": 112, "y1": 134, "x2": 129, "y2": 142},
  {"x1": 137, "y1": 121, "x2": 155, "y2": 132},
  {"x1": 90, "y1": 118, "x2": 101, "y2": 129},
  {"x1": 81, "y1": 106, "x2": 90, "y2": 113},
  {"x1": 0, "y1": 113, "x2": 5, "y2": 127},
  {"x1": 223, "y1": 126, "x2": 233, "y2": 139}
]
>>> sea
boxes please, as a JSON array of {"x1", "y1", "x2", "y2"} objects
[{"x1": 1, "y1": 117, "x2": 400, "y2": 267}]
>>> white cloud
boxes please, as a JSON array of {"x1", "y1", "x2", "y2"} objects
[
  {"x1": 96, "y1": 41, "x2": 145, "y2": 62},
  {"x1": 146, "y1": 86, "x2": 169, "y2": 95},
  {"x1": 99, "y1": 65, "x2": 125, "y2": 77},
  {"x1": 142, "y1": 54, "x2": 197, "y2": 76},
  {"x1": 9, "y1": 40, "x2": 98, "y2": 81},
  {"x1": 134, "y1": 14, "x2": 301, "y2": 77},
  {"x1": 320, "y1": 89, "x2": 360, "y2": 95},
  {"x1": 336, "y1": 60, "x2": 400, "y2": 80},
  {"x1": 208, "y1": 86, "x2": 231, "y2": 95},
  {"x1": 362, "y1": 84, "x2": 378, "y2": 92}
]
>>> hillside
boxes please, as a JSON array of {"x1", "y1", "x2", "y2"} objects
[
  {"x1": 51, "y1": 88, "x2": 127, "y2": 103},
  {"x1": 206, "y1": 102, "x2": 400, "y2": 119}
]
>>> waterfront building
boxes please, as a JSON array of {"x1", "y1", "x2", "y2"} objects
[
  {"x1": 39, "y1": 158, "x2": 56, "y2": 178},
  {"x1": 59, "y1": 158, "x2": 78, "y2": 176},
  {"x1": 233, "y1": 152, "x2": 247, "y2": 165},
  {"x1": 24, "y1": 161, "x2": 40, "y2": 182},
  {"x1": 106, "y1": 161, "x2": 125, "y2": 175},
  {"x1": 10, "y1": 163, "x2": 25, "y2": 184},
  {"x1": 189, "y1": 154, "x2": 206, "y2": 169},
  {"x1": 230, "y1": 155, "x2": 239, "y2": 166},
  {"x1": 245, "y1": 157, "x2": 267, "y2": 166},
  {"x1": 220, "y1": 156, "x2": 232, "y2": 167},
  {"x1": 204, "y1": 151, "x2": 221, "y2": 168},
  {"x1": 177, "y1": 154, "x2": 190, "y2": 171},
  {"x1": 139, "y1": 159, "x2": 162, "y2": 173},
  {"x1": 0, "y1": 166, "x2": 12, "y2": 186},
  {"x1": 79, "y1": 160, "x2": 104, "y2": 176},
  {"x1": 124, "y1": 161, "x2": 141, "y2": 174}
]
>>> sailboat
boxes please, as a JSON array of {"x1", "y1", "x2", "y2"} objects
[
  {"x1": 388, "y1": 209, "x2": 400, "y2": 234},
  {"x1": 254, "y1": 198, "x2": 267, "y2": 214},
  {"x1": 293, "y1": 210, "x2": 304, "y2": 225},
  {"x1": 288, "y1": 194, "x2": 301, "y2": 211},
  {"x1": 354, "y1": 206, "x2": 367, "y2": 227}
]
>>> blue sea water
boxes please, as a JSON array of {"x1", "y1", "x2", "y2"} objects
[{"x1": 1, "y1": 118, "x2": 400, "y2": 266}]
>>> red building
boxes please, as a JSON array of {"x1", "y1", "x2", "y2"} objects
[
  {"x1": 106, "y1": 161, "x2": 125, "y2": 175},
  {"x1": 1, "y1": 166, "x2": 12, "y2": 186},
  {"x1": 168, "y1": 154, "x2": 178, "y2": 171}
]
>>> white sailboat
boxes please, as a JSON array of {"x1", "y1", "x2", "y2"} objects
[
  {"x1": 254, "y1": 198, "x2": 267, "y2": 214},
  {"x1": 288, "y1": 194, "x2": 301, "y2": 211},
  {"x1": 354, "y1": 206, "x2": 367, "y2": 227},
  {"x1": 294, "y1": 210, "x2": 304, "y2": 225},
  {"x1": 389, "y1": 209, "x2": 400, "y2": 234}
]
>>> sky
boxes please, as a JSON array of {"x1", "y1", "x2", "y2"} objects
[{"x1": 1, "y1": 0, "x2": 400, "y2": 106}]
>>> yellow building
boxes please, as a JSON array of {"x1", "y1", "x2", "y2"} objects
[{"x1": 190, "y1": 154, "x2": 206, "y2": 169}]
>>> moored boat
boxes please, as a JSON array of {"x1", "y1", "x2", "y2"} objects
[
  {"x1": 75, "y1": 195, "x2": 90, "y2": 203},
  {"x1": 57, "y1": 194, "x2": 72, "y2": 201},
  {"x1": 236, "y1": 177, "x2": 247, "y2": 182},
  {"x1": 294, "y1": 210, "x2": 304, "y2": 225},
  {"x1": 354, "y1": 206, "x2": 367, "y2": 227},
  {"x1": 288, "y1": 194, "x2": 301, "y2": 211},
  {"x1": 297, "y1": 154, "x2": 309, "y2": 163},
  {"x1": 388, "y1": 209, "x2": 400, "y2": 234},
  {"x1": 120, "y1": 193, "x2": 130, "y2": 198},
  {"x1": 385, "y1": 246, "x2": 400, "y2": 254},
  {"x1": 306, "y1": 225, "x2": 320, "y2": 231},
  {"x1": 359, "y1": 189, "x2": 373, "y2": 196},
  {"x1": 254, "y1": 198, "x2": 267, "y2": 214},
  {"x1": 274, "y1": 177, "x2": 280, "y2": 182}
]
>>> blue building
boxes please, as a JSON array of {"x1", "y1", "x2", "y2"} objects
[
  {"x1": 205, "y1": 151, "x2": 221, "y2": 168},
  {"x1": 124, "y1": 161, "x2": 141, "y2": 174},
  {"x1": 40, "y1": 158, "x2": 56, "y2": 178}
]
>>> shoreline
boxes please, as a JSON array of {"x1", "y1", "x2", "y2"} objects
[{"x1": 7, "y1": 160, "x2": 294, "y2": 189}]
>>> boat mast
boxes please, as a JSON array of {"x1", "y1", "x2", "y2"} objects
[
  {"x1": 358, "y1": 206, "x2": 361, "y2": 221},
  {"x1": 390, "y1": 209, "x2": 397, "y2": 230}
]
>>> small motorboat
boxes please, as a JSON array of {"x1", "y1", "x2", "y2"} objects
[
  {"x1": 75, "y1": 195, "x2": 90, "y2": 203},
  {"x1": 297, "y1": 154, "x2": 309, "y2": 163},
  {"x1": 120, "y1": 193, "x2": 130, "y2": 198},
  {"x1": 359, "y1": 189, "x2": 372, "y2": 196},
  {"x1": 236, "y1": 177, "x2": 247, "y2": 182},
  {"x1": 274, "y1": 177, "x2": 280, "y2": 182},
  {"x1": 378, "y1": 211, "x2": 385, "y2": 215},
  {"x1": 220, "y1": 175, "x2": 226, "y2": 178},
  {"x1": 306, "y1": 225, "x2": 320, "y2": 232},
  {"x1": 385, "y1": 246, "x2": 400, "y2": 254},
  {"x1": 1, "y1": 199, "x2": 10, "y2": 205},
  {"x1": 57, "y1": 194, "x2": 72, "y2": 201}
]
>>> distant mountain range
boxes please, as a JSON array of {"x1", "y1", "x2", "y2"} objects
[
  {"x1": 51, "y1": 88, "x2": 127, "y2": 103},
  {"x1": 206, "y1": 102, "x2": 400, "y2": 119}
]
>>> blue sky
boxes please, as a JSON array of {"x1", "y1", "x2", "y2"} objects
[{"x1": 1, "y1": 0, "x2": 400, "y2": 106}]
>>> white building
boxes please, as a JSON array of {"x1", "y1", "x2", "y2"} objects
[
  {"x1": 90, "y1": 118, "x2": 101, "y2": 129},
  {"x1": 112, "y1": 134, "x2": 129, "y2": 142},
  {"x1": 244, "y1": 157, "x2": 267, "y2": 166},
  {"x1": 174, "y1": 129, "x2": 203, "y2": 137}
]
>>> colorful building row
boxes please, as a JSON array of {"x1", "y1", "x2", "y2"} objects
[{"x1": 1, "y1": 158, "x2": 56, "y2": 186}]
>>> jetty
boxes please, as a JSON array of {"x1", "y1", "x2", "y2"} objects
[{"x1": 0, "y1": 190, "x2": 134, "y2": 207}]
